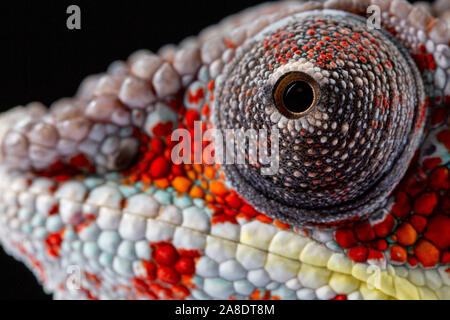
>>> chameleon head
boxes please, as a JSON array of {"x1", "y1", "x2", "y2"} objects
[
  {"x1": 0, "y1": 0, "x2": 448, "y2": 300},
  {"x1": 213, "y1": 10, "x2": 426, "y2": 226}
]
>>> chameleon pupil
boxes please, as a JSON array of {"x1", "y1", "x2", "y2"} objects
[{"x1": 282, "y1": 80, "x2": 314, "y2": 115}]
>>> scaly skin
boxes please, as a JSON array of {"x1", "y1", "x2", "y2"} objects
[{"x1": 0, "y1": 0, "x2": 448, "y2": 300}]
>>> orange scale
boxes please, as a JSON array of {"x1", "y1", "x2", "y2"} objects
[
  {"x1": 209, "y1": 180, "x2": 229, "y2": 197},
  {"x1": 204, "y1": 194, "x2": 215, "y2": 203},
  {"x1": 204, "y1": 166, "x2": 216, "y2": 180},
  {"x1": 172, "y1": 176, "x2": 193, "y2": 193},
  {"x1": 274, "y1": 220, "x2": 291, "y2": 230},
  {"x1": 256, "y1": 214, "x2": 273, "y2": 224},
  {"x1": 189, "y1": 186, "x2": 205, "y2": 199},
  {"x1": 193, "y1": 164, "x2": 203, "y2": 173},
  {"x1": 414, "y1": 239, "x2": 440, "y2": 267},
  {"x1": 141, "y1": 173, "x2": 152, "y2": 184},
  {"x1": 129, "y1": 173, "x2": 140, "y2": 183},
  {"x1": 171, "y1": 285, "x2": 190, "y2": 299},
  {"x1": 236, "y1": 213, "x2": 252, "y2": 221},
  {"x1": 390, "y1": 245, "x2": 407, "y2": 263},
  {"x1": 214, "y1": 196, "x2": 226, "y2": 205},
  {"x1": 155, "y1": 178, "x2": 170, "y2": 189},
  {"x1": 200, "y1": 180, "x2": 209, "y2": 190},
  {"x1": 395, "y1": 222, "x2": 418, "y2": 246},
  {"x1": 181, "y1": 275, "x2": 196, "y2": 290},
  {"x1": 186, "y1": 170, "x2": 197, "y2": 180}
]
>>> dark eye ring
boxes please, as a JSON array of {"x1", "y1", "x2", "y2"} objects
[{"x1": 272, "y1": 72, "x2": 319, "y2": 118}]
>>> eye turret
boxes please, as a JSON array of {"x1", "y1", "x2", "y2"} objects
[{"x1": 213, "y1": 10, "x2": 426, "y2": 226}]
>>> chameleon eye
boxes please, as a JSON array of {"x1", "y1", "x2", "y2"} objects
[
  {"x1": 273, "y1": 72, "x2": 319, "y2": 118},
  {"x1": 213, "y1": 10, "x2": 426, "y2": 226}
]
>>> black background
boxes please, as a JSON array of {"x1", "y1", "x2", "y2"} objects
[{"x1": 0, "y1": 0, "x2": 432, "y2": 300}]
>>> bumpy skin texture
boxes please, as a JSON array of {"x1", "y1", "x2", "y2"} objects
[
  {"x1": 214, "y1": 10, "x2": 426, "y2": 225},
  {"x1": 0, "y1": 0, "x2": 449, "y2": 300}
]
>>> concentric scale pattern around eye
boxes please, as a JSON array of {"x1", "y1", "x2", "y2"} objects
[
  {"x1": 0, "y1": 0, "x2": 448, "y2": 301},
  {"x1": 214, "y1": 10, "x2": 426, "y2": 224}
]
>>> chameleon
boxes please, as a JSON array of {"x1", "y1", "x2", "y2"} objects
[{"x1": 0, "y1": 0, "x2": 449, "y2": 300}]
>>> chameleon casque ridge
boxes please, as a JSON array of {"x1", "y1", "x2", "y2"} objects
[{"x1": 0, "y1": 0, "x2": 449, "y2": 300}]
